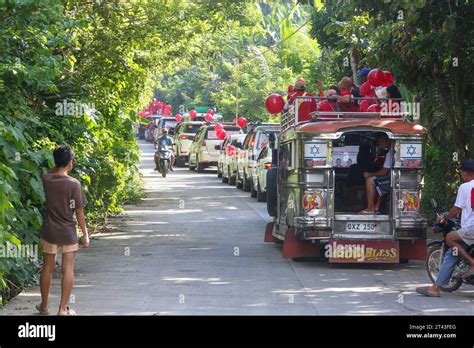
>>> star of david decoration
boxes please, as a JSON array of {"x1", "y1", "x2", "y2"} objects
[
  {"x1": 310, "y1": 145, "x2": 320, "y2": 156},
  {"x1": 406, "y1": 145, "x2": 417, "y2": 156}
]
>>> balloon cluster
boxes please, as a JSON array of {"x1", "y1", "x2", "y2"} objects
[
  {"x1": 137, "y1": 98, "x2": 169, "y2": 118},
  {"x1": 359, "y1": 69, "x2": 395, "y2": 112}
]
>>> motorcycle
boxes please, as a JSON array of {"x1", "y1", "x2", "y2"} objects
[
  {"x1": 426, "y1": 200, "x2": 474, "y2": 292},
  {"x1": 156, "y1": 145, "x2": 173, "y2": 178}
]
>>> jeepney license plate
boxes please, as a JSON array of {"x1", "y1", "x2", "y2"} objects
[{"x1": 346, "y1": 222, "x2": 380, "y2": 232}]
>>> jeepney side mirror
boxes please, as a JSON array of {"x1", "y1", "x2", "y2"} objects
[{"x1": 430, "y1": 199, "x2": 438, "y2": 208}]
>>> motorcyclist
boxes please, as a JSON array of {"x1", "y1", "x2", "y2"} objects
[
  {"x1": 154, "y1": 128, "x2": 175, "y2": 172},
  {"x1": 416, "y1": 159, "x2": 474, "y2": 297}
]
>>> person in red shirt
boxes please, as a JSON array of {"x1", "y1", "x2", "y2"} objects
[
  {"x1": 336, "y1": 77, "x2": 357, "y2": 112},
  {"x1": 317, "y1": 88, "x2": 338, "y2": 118},
  {"x1": 288, "y1": 79, "x2": 317, "y2": 122}
]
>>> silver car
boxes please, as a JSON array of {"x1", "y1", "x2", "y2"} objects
[
  {"x1": 219, "y1": 133, "x2": 246, "y2": 185},
  {"x1": 189, "y1": 124, "x2": 242, "y2": 173},
  {"x1": 237, "y1": 124, "x2": 279, "y2": 194}
]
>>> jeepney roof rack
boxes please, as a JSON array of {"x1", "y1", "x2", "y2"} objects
[{"x1": 280, "y1": 96, "x2": 415, "y2": 133}]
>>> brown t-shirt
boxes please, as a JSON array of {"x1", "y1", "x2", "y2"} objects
[{"x1": 40, "y1": 172, "x2": 87, "y2": 245}]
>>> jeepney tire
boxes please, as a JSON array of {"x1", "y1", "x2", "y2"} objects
[
  {"x1": 228, "y1": 167, "x2": 236, "y2": 185},
  {"x1": 266, "y1": 167, "x2": 278, "y2": 217},
  {"x1": 399, "y1": 258, "x2": 409, "y2": 264},
  {"x1": 217, "y1": 164, "x2": 222, "y2": 178},
  {"x1": 257, "y1": 181, "x2": 266, "y2": 202},
  {"x1": 426, "y1": 244, "x2": 463, "y2": 292}
]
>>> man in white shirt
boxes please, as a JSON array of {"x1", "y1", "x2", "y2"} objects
[
  {"x1": 360, "y1": 133, "x2": 392, "y2": 214},
  {"x1": 416, "y1": 159, "x2": 474, "y2": 297}
]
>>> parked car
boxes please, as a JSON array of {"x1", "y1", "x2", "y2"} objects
[
  {"x1": 218, "y1": 133, "x2": 246, "y2": 185},
  {"x1": 237, "y1": 123, "x2": 279, "y2": 193},
  {"x1": 252, "y1": 145, "x2": 273, "y2": 201},
  {"x1": 173, "y1": 121, "x2": 204, "y2": 167},
  {"x1": 189, "y1": 124, "x2": 242, "y2": 173}
]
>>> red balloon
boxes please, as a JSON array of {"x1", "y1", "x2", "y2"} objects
[
  {"x1": 175, "y1": 114, "x2": 182, "y2": 122},
  {"x1": 382, "y1": 71, "x2": 393, "y2": 87},
  {"x1": 359, "y1": 81, "x2": 374, "y2": 97},
  {"x1": 205, "y1": 113, "x2": 213, "y2": 122},
  {"x1": 189, "y1": 110, "x2": 197, "y2": 119},
  {"x1": 157, "y1": 102, "x2": 164, "y2": 109},
  {"x1": 237, "y1": 116, "x2": 247, "y2": 128},
  {"x1": 226, "y1": 145, "x2": 236, "y2": 157},
  {"x1": 214, "y1": 123, "x2": 223, "y2": 131},
  {"x1": 265, "y1": 93, "x2": 285, "y2": 114},
  {"x1": 217, "y1": 129, "x2": 227, "y2": 140},
  {"x1": 368, "y1": 69, "x2": 385, "y2": 87},
  {"x1": 207, "y1": 109, "x2": 215, "y2": 115},
  {"x1": 367, "y1": 104, "x2": 381, "y2": 112},
  {"x1": 358, "y1": 99, "x2": 373, "y2": 112}
]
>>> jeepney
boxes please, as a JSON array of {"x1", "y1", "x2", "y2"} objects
[{"x1": 265, "y1": 96, "x2": 428, "y2": 264}]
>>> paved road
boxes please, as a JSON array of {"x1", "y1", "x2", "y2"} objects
[{"x1": 2, "y1": 140, "x2": 473, "y2": 315}]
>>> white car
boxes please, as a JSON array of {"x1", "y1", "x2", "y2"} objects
[
  {"x1": 252, "y1": 145, "x2": 273, "y2": 202},
  {"x1": 237, "y1": 124, "x2": 279, "y2": 194},
  {"x1": 189, "y1": 124, "x2": 242, "y2": 173},
  {"x1": 218, "y1": 133, "x2": 246, "y2": 185},
  {"x1": 173, "y1": 121, "x2": 204, "y2": 167}
]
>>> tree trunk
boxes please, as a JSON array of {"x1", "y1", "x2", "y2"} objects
[{"x1": 433, "y1": 71, "x2": 468, "y2": 160}]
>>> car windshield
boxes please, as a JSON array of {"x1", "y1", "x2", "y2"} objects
[
  {"x1": 206, "y1": 127, "x2": 241, "y2": 139},
  {"x1": 181, "y1": 124, "x2": 201, "y2": 134},
  {"x1": 162, "y1": 120, "x2": 178, "y2": 129}
]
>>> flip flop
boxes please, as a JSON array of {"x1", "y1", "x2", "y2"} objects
[
  {"x1": 358, "y1": 210, "x2": 374, "y2": 215},
  {"x1": 415, "y1": 286, "x2": 440, "y2": 297},
  {"x1": 58, "y1": 306, "x2": 76, "y2": 316},
  {"x1": 36, "y1": 303, "x2": 49, "y2": 315},
  {"x1": 461, "y1": 269, "x2": 474, "y2": 280}
]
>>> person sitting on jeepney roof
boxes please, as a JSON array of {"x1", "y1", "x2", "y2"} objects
[
  {"x1": 359, "y1": 133, "x2": 392, "y2": 214},
  {"x1": 336, "y1": 77, "x2": 357, "y2": 112},
  {"x1": 288, "y1": 79, "x2": 317, "y2": 122},
  {"x1": 317, "y1": 88, "x2": 338, "y2": 118}
]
